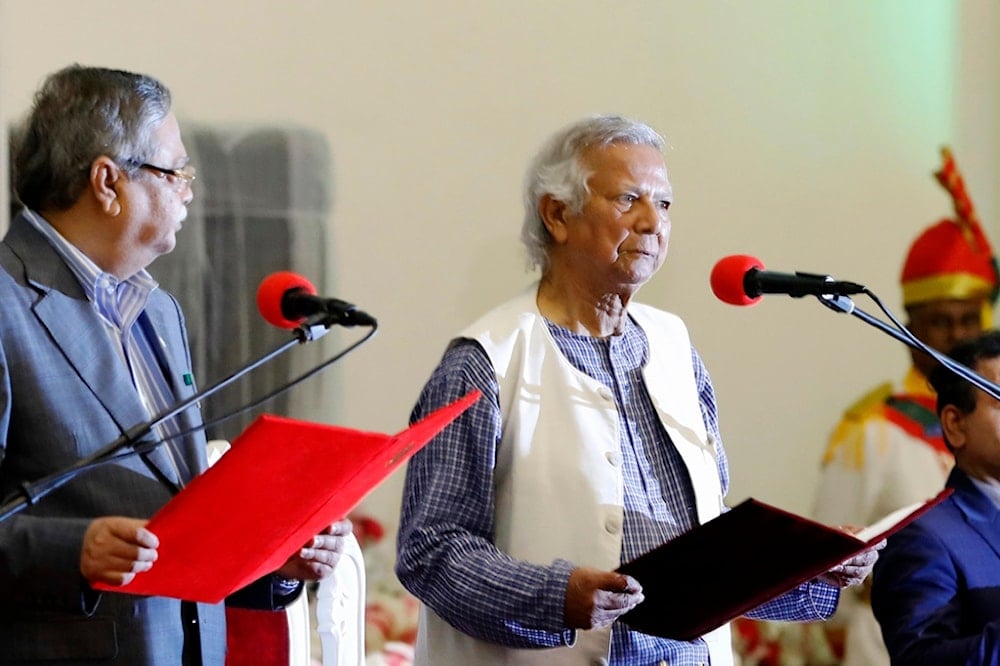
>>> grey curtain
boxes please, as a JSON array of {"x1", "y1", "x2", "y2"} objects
[{"x1": 152, "y1": 123, "x2": 332, "y2": 441}]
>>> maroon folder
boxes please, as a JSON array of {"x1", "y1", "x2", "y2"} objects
[
  {"x1": 97, "y1": 391, "x2": 479, "y2": 602},
  {"x1": 617, "y1": 488, "x2": 952, "y2": 641}
]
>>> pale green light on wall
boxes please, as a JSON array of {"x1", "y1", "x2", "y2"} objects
[{"x1": 874, "y1": 1, "x2": 957, "y2": 142}]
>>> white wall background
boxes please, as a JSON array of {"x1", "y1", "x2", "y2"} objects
[{"x1": 2, "y1": 1, "x2": 998, "y2": 539}]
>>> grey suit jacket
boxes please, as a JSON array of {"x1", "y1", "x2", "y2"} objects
[{"x1": 0, "y1": 211, "x2": 226, "y2": 664}]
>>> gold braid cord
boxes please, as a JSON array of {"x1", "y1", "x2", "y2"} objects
[{"x1": 934, "y1": 147, "x2": 982, "y2": 250}]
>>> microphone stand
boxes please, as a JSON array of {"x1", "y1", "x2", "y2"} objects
[
  {"x1": 0, "y1": 320, "x2": 334, "y2": 522},
  {"x1": 817, "y1": 293, "x2": 1000, "y2": 401}
]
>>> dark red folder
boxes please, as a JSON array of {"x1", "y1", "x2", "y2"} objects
[
  {"x1": 617, "y1": 488, "x2": 952, "y2": 641},
  {"x1": 97, "y1": 391, "x2": 479, "y2": 603}
]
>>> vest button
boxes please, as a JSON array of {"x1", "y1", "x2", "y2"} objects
[
  {"x1": 604, "y1": 516, "x2": 621, "y2": 534},
  {"x1": 604, "y1": 451, "x2": 620, "y2": 466}
]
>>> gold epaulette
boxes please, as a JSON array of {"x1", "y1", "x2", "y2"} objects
[{"x1": 843, "y1": 381, "x2": 894, "y2": 420}]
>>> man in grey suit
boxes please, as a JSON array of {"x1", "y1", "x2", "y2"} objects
[{"x1": 0, "y1": 64, "x2": 349, "y2": 664}]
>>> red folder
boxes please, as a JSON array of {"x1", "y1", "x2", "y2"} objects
[
  {"x1": 97, "y1": 391, "x2": 479, "y2": 603},
  {"x1": 617, "y1": 488, "x2": 952, "y2": 641}
]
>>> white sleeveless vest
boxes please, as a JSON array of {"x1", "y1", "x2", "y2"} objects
[{"x1": 414, "y1": 290, "x2": 733, "y2": 666}]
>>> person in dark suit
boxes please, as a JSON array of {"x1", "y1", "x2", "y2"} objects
[
  {"x1": 871, "y1": 329, "x2": 1000, "y2": 665},
  {"x1": 0, "y1": 64, "x2": 349, "y2": 664}
]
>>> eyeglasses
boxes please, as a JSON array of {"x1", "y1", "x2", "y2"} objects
[{"x1": 138, "y1": 162, "x2": 197, "y2": 184}]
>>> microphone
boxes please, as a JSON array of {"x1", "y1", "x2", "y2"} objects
[
  {"x1": 256, "y1": 271, "x2": 377, "y2": 329},
  {"x1": 710, "y1": 254, "x2": 866, "y2": 306},
  {"x1": 2, "y1": 272, "x2": 382, "y2": 522},
  {"x1": 2, "y1": 311, "x2": 321, "y2": 521}
]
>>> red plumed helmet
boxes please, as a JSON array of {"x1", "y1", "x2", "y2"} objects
[{"x1": 900, "y1": 147, "x2": 999, "y2": 311}]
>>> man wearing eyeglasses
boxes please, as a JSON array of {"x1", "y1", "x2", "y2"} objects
[{"x1": 0, "y1": 64, "x2": 347, "y2": 665}]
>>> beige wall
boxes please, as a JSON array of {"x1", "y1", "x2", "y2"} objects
[{"x1": 2, "y1": 1, "x2": 998, "y2": 537}]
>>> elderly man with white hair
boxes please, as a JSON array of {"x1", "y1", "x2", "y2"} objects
[{"x1": 396, "y1": 114, "x2": 879, "y2": 665}]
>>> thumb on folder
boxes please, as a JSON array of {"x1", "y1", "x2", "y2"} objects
[
  {"x1": 565, "y1": 566, "x2": 644, "y2": 630},
  {"x1": 80, "y1": 516, "x2": 159, "y2": 587},
  {"x1": 816, "y1": 525, "x2": 886, "y2": 588},
  {"x1": 276, "y1": 518, "x2": 354, "y2": 581}
]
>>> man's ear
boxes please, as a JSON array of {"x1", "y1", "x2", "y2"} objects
[
  {"x1": 89, "y1": 156, "x2": 122, "y2": 217},
  {"x1": 940, "y1": 404, "x2": 967, "y2": 451},
  {"x1": 538, "y1": 194, "x2": 569, "y2": 244}
]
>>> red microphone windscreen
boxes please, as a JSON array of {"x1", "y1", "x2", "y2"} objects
[
  {"x1": 257, "y1": 271, "x2": 317, "y2": 329},
  {"x1": 710, "y1": 254, "x2": 765, "y2": 306}
]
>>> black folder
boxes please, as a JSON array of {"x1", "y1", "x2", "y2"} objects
[{"x1": 617, "y1": 489, "x2": 951, "y2": 641}]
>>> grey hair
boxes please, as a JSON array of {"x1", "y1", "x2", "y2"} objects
[
  {"x1": 12, "y1": 64, "x2": 172, "y2": 212},
  {"x1": 520, "y1": 114, "x2": 665, "y2": 273}
]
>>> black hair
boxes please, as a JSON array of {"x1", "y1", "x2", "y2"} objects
[{"x1": 930, "y1": 329, "x2": 1000, "y2": 416}]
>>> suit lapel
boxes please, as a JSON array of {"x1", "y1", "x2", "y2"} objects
[
  {"x1": 950, "y1": 469, "x2": 1000, "y2": 560},
  {"x1": 10, "y1": 214, "x2": 182, "y2": 487}
]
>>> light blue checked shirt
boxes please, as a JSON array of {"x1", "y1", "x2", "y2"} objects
[
  {"x1": 397, "y1": 314, "x2": 838, "y2": 665},
  {"x1": 23, "y1": 210, "x2": 191, "y2": 484}
]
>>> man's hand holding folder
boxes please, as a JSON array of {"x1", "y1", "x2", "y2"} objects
[
  {"x1": 93, "y1": 391, "x2": 481, "y2": 603},
  {"x1": 617, "y1": 490, "x2": 949, "y2": 641},
  {"x1": 816, "y1": 529, "x2": 886, "y2": 588}
]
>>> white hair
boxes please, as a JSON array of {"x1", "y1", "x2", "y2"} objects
[{"x1": 520, "y1": 115, "x2": 665, "y2": 273}]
